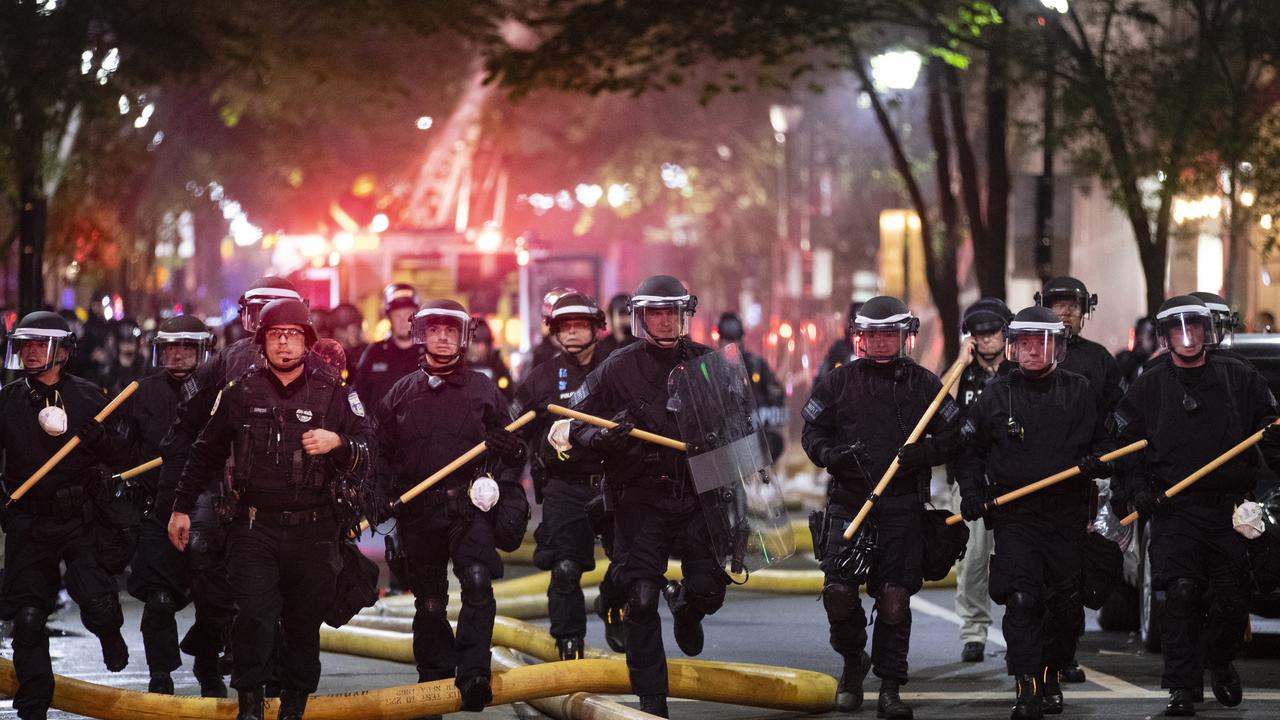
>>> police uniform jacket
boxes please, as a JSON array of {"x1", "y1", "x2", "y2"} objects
[{"x1": 173, "y1": 363, "x2": 372, "y2": 514}]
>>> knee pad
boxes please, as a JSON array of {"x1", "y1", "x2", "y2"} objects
[
  {"x1": 13, "y1": 606, "x2": 47, "y2": 645},
  {"x1": 1004, "y1": 590, "x2": 1040, "y2": 624},
  {"x1": 549, "y1": 559, "x2": 584, "y2": 595},
  {"x1": 822, "y1": 582, "x2": 861, "y2": 623},
  {"x1": 80, "y1": 594, "x2": 124, "y2": 634},
  {"x1": 459, "y1": 565, "x2": 493, "y2": 604},
  {"x1": 1165, "y1": 578, "x2": 1203, "y2": 620},
  {"x1": 627, "y1": 579, "x2": 661, "y2": 620},
  {"x1": 874, "y1": 583, "x2": 911, "y2": 626},
  {"x1": 417, "y1": 596, "x2": 448, "y2": 621},
  {"x1": 145, "y1": 590, "x2": 178, "y2": 616},
  {"x1": 681, "y1": 574, "x2": 727, "y2": 616}
]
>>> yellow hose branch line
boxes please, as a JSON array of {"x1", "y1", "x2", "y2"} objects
[
  {"x1": 321, "y1": 617, "x2": 836, "y2": 713},
  {"x1": 502, "y1": 518, "x2": 813, "y2": 565},
  {"x1": 491, "y1": 647, "x2": 652, "y2": 720}
]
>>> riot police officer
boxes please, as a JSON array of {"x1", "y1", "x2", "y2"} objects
[
  {"x1": 801, "y1": 296, "x2": 961, "y2": 719},
  {"x1": 467, "y1": 317, "x2": 514, "y2": 398},
  {"x1": 157, "y1": 276, "x2": 302, "y2": 684},
  {"x1": 817, "y1": 301, "x2": 865, "y2": 380},
  {"x1": 169, "y1": 299, "x2": 373, "y2": 720},
  {"x1": 566, "y1": 275, "x2": 728, "y2": 718},
  {"x1": 328, "y1": 302, "x2": 367, "y2": 385},
  {"x1": 121, "y1": 315, "x2": 228, "y2": 697},
  {"x1": 372, "y1": 299, "x2": 528, "y2": 713},
  {"x1": 1190, "y1": 291, "x2": 1240, "y2": 349},
  {"x1": 716, "y1": 311, "x2": 786, "y2": 461},
  {"x1": 1036, "y1": 277, "x2": 1123, "y2": 409},
  {"x1": 596, "y1": 293, "x2": 637, "y2": 358},
  {"x1": 513, "y1": 292, "x2": 611, "y2": 660},
  {"x1": 1113, "y1": 296, "x2": 1280, "y2": 716},
  {"x1": 0, "y1": 311, "x2": 132, "y2": 720},
  {"x1": 354, "y1": 283, "x2": 422, "y2": 407},
  {"x1": 1115, "y1": 317, "x2": 1158, "y2": 389},
  {"x1": 957, "y1": 306, "x2": 1113, "y2": 719},
  {"x1": 951, "y1": 297, "x2": 1014, "y2": 663},
  {"x1": 531, "y1": 287, "x2": 576, "y2": 368}
]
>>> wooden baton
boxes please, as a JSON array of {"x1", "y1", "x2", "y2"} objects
[
  {"x1": 117, "y1": 457, "x2": 163, "y2": 482},
  {"x1": 547, "y1": 403, "x2": 687, "y2": 451}
]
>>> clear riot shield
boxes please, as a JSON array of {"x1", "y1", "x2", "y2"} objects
[{"x1": 668, "y1": 343, "x2": 795, "y2": 574}]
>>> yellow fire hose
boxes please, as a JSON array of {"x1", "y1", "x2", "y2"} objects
[
  {"x1": 320, "y1": 617, "x2": 836, "y2": 713},
  {"x1": 491, "y1": 647, "x2": 652, "y2": 720},
  {"x1": 501, "y1": 518, "x2": 814, "y2": 566}
]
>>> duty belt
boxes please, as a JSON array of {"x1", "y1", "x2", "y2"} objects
[
  {"x1": 398, "y1": 481, "x2": 468, "y2": 515},
  {"x1": 237, "y1": 504, "x2": 333, "y2": 527},
  {"x1": 16, "y1": 486, "x2": 91, "y2": 520},
  {"x1": 554, "y1": 471, "x2": 605, "y2": 488},
  {"x1": 1169, "y1": 489, "x2": 1246, "y2": 508}
]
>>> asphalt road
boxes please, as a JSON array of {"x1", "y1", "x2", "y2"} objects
[{"x1": 6, "y1": 582, "x2": 1280, "y2": 719}]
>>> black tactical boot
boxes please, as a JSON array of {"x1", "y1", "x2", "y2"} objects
[
  {"x1": 1041, "y1": 668, "x2": 1063, "y2": 715},
  {"x1": 148, "y1": 671, "x2": 174, "y2": 695},
  {"x1": 236, "y1": 687, "x2": 265, "y2": 720},
  {"x1": 961, "y1": 641, "x2": 985, "y2": 662},
  {"x1": 594, "y1": 594, "x2": 628, "y2": 653},
  {"x1": 1059, "y1": 660, "x2": 1085, "y2": 683},
  {"x1": 458, "y1": 675, "x2": 492, "y2": 712},
  {"x1": 277, "y1": 689, "x2": 308, "y2": 720},
  {"x1": 638, "y1": 694, "x2": 669, "y2": 718},
  {"x1": 1210, "y1": 663, "x2": 1242, "y2": 707},
  {"x1": 834, "y1": 653, "x2": 871, "y2": 712},
  {"x1": 663, "y1": 581, "x2": 705, "y2": 656},
  {"x1": 877, "y1": 679, "x2": 913, "y2": 719},
  {"x1": 1164, "y1": 688, "x2": 1196, "y2": 717},
  {"x1": 557, "y1": 636, "x2": 585, "y2": 661},
  {"x1": 194, "y1": 654, "x2": 228, "y2": 698},
  {"x1": 1011, "y1": 674, "x2": 1042, "y2": 720},
  {"x1": 99, "y1": 630, "x2": 129, "y2": 672}
]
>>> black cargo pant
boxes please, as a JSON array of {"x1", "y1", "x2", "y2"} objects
[
  {"x1": 533, "y1": 476, "x2": 600, "y2": 641},
  {"x1": 821, "y1": 493, "x2": 923, "y2": 683},
  {"x1": 225, "y1": 513, "x2": 340, "y2": 694},
  {"x1": 1149, "y1": 495, "x2": 1250, "y2": 690},
  {"x1": 178, "y1": 493, "x2": 237, "y2": 663},
  {"x1": 988, "y1": 500, "x2": 1086, "y2": 676},
  {"x1": 612, "y1": 482, "x2": 728, "y2": 697},
  {"x1": 396, "y1": 492, "x2": 504, "y2": 686},
  {"x1": 0, "y1": 507, "x2": 124, "y2": 719}
]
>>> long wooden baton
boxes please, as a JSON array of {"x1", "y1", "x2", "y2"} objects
[
  {"x1": 842, "y1": 354, "x2": 971, "y2": 540},
  {"x1": 7, "y1": 381, "x2": 139, "y2": 506},
  {"x1": 944, "y1": 440, "x2": 1148, "y2": 526},
  {"x1": 116, "y1": 457, "x2": 163, "y2": 482},
  {"x1": 547, "y1": 404, "x2": 688, "y2": 451},
  {"x1": 351, "y1": 410, "x2": 538, "y2": 535},
  {"x1": 1120, "y1": 419, "x2": 1280, "y2": 526}
]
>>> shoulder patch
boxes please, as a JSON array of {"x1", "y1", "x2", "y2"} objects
[
  {"x1": 939, "y1": 395, "x2": 960, "y2": 423},
  {"x1": 348, "y1": 390, "x2": 365, "y2": 417},
  {"x1": 802, "y1": 397, "x2": 825, "y2": 422},
  {"x1": 960, "y1": 417, "x2": 977, "y2": 438}
]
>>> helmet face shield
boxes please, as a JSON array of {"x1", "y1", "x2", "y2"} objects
[
  {"x1": 1207, "y1": 309, "x2": 1238, "y2": 348},
  {"x1": 1005, "y1": 327, "x2": 1067, "y2": 371},
  {"x1": 152, "y1": 332, "x2": 213, "y2": 376},
  {"x1": 630, "y1": 296, "x2": 693, "y2": 346},
  {"x1": 5, "y1": 331, "x2": 71, "y2": 373},
  {"x1": 411, "y1": 308, "x2": 472, "y2": 352},
  {"x1": 240, "y1": 286, "x2": 302, "y2": 333},
  {"x1": 851, "y1": 312, "x2": 919, "y2": 361},
  {"x1": 1157, "y1": 311, "x2": 1214, "y2": 352}
]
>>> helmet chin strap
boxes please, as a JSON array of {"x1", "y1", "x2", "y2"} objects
[
  {"x1": 561, "y1": 335, "x2": 599, "y2": 357},
  {"x1": 424, "y1": 351, "x2": 462, "y2": 374}
]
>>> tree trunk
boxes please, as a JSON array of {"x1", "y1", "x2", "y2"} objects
[
  {"x1": 927, "y1": 53, "x2": 963, "y2": 364},
  {"x1": 983, "y1": 12, "x2": 1010, "y2": 301}
]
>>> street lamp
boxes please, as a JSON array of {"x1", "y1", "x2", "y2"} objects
[{"x1": 869, "y1": 50, "x2": 923, "y2": 92}]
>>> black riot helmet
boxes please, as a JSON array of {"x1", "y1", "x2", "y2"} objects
[
  {"x1": 412, "y1": 298, "x2": 473, "y2": 367},
  {"x1": 716, "y1": 312, "x2": 745, "y2": 343},
  {"x1": 330, "y1": 303, "x2": 362, "y2": 328},
  {"x1": 152, "y1": 315, "x2": 214, "y2": 380},
  {"x1": 5, "y1": 311, "x2": 75, "y2": 374},
  {"x1": 548, "y1": 292, "x2": 605, "y2": 356},
  {"x1": 850, "y1": 296, "x2": 918, "y2": 361},
  {"x1": 961, "y1": 297, "x2": 1014, "y2": 336},
  {"x1": 540, "y1": 287, "x2": 579, "y2": 324},
  {"x1": 383, "y1": 283, "x2": 420, "y2": 316},
  {"x1": 629, "y1": 275, "x2": 696, "y2": 348},
  {"x1": 239, "y1": 276, "x2": 302, "y2": 334},
  {"x1": 1005, "y1": 306, "x2": 1067, "y2": 375},
  {"x1": 254, "y1": 298, "x2": 317, "y2": 347},
  {"x1": 1190, "y1": 291, "x2": 1239, "y2": 348},
  {"x1": 1155, "y1": 295, "x2": 1214, "y2": 359},
  {"x1": 472, "y1": 316, "x2": 495, "y2": 346},
  {"x1": 1036, "y1": 276, "x2": 1097, "y2": 318}
]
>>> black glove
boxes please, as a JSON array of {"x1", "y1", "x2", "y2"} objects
[
  {"x1": 1131, "y1": 485, "x2": 1167, "y2": 519},
  {"x1": 960, "y1": 492, "x2": 990, "y2": 522},
  {"x1": 896, "y1": 439, "x2": 936, "y2": 471},
  {"x1": 1077, "y1": 454, "x2": 1112, "y2": 480},
  {"x1": 77, "y1": 419, "x2": 109, "y2": 452},
  {"x1": 484, "y1": 428, "x2": 527, "y2": 465},
  {"x1": 1261, "y1": 422, "x2": 1280, "y2": 452},
  {"x1": 822, "y1": 442, "x2": 868, "y2": 473},
  {"x1": 590, "y1": 411, "x2": 636, "y2": 453}
]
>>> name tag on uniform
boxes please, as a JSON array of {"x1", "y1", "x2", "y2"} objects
[{"x1": 372, "y1": 362, "x2": 388, "y2": 372}]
